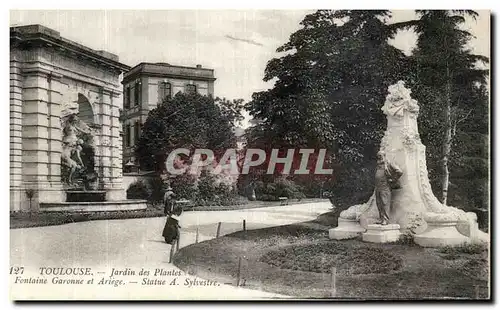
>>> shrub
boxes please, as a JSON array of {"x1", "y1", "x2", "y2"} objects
[
  {"x1": 439, "y1": 242, "x2": 488, "y2": 255},
  {"x1": 195, "y1": 170, "x2": 238, "y2": 206},
  {"x1": 255, "y1": 178, "x2": 306, "y2": 201},
  {"x1": 274, "y1": 178, "x2": 306, "y2": 199},
  {"x1": 145, "y1": 175, "x2": 165, "y2": 204},
  {"x1": 260, "y1": 242, "x2": 403, "y2": 275},
  {"x1": 170, "y1": 172, "x2": 197, "y2": 200},
  {"x1": 392, "y1": 233, "x2": 416, "y2": 246},
  {"x1": 328, "y1": 163, "x2": 376, "y2": 211},
  {"x1": 197, "y1": 171, "x2": 218, "y2": 201},
  {"x1": 126, "y1": 180, "x2": 149, "y2": 200},
  {"x1": 259, "y1": 194, "x2": 278, "y2": 201}
]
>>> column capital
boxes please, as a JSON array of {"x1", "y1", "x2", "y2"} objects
[
  {"x1": 100, "y1": 86, "x2": 121, "y2": 98},
  {"x1": 22, "y1": 66, "x2": 63, "y2": 80}
]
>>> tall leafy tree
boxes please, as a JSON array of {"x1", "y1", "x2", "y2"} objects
[
  {"x1": 399, "y1": 10, "x2": 489, "y2": 206},
  {"x1": 448, "y1": 83, "x2": 489, "y2": 223},
  {"x1": 245, "y1": 10, "x2": 409, "y2": 206},
  {"x1": 135, "y1": 93, "x2": 243, "y2": 172}
]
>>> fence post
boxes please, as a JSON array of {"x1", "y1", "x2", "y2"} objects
[
  {"x1": 236, "y1": 257, "x2": 242, "y2": 287},
  {"x1": 243, "y1": 219, "x2": 246, "y2": 231},
  {"x1": 195, "y1": 227, "x2": 199, "y2": 243},
  {"x1": 216, "y1": 222, "x2": 222, "y2": 238},
  {"x1": 176, "y1": 233, "x2": 180, "y2": 251},
  {"x1": 169, "y1": 240, "x2": 176, "y2": 263},
  {"x1": 330, "y1": 267, "x2": 337, "y2": 298}
]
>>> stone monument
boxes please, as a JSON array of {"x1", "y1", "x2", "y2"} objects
[
  {"x1": 329, "y1": 81, "x2": 488, "y2": 247},
  {"x1": 10, "y1": 25, "x2": 146, "y2": 212}
]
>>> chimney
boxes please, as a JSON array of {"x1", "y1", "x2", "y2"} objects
[{"x1": 196, "y1": 64, "x2": 202, "y2": 68}]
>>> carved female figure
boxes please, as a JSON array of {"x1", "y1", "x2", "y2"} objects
[{"x1": 61, "y1": 113, "x2": 93, "y2": 185}]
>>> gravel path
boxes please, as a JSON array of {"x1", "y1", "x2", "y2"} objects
[{"x1": 10, "y1": 201, "x2": 331, "y2": 300}]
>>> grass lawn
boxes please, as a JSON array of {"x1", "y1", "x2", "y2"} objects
[
  {"x1": 173, "y1": 214, "x2": 490, "y2": 300},
  {"x1": 10, "y1": 198, "x2": 325, "y2": 229}
]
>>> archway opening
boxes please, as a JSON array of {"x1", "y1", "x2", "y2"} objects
[
  {"x1": 77, "y1": 93, "x2": 95, "y2": 125},
  {"x1": 76, "y1": 93, "x2": 98, "y2": 182}
]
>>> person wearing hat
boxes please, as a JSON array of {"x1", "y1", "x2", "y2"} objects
[
  {"x1": 161, "y1": 184, "x2": 183, "y2": 244},
  {"x1": 163, "y1": 185, "x2": 176, "y2": 216},
  {"x1": 162, "y1": 204, "x2": 183, "y2": 244}
]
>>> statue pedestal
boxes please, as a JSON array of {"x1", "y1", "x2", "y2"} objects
[
  {"x1": 414, "y1": 212, "x2": 470, "y2": 247},
  {"x1": 362, "y1": 224, "x2": 401, "y2": 243},
  {"x1": 329, "y1": 218, "x2": 366, "y2": 240},
  {"x1": 333, "y1": 81, "x2": 488, "y2": 248}
]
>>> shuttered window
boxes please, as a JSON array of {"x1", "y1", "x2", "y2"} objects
[
  {"x1": 134, "y1": 81, "x2": 141, "y2": 106},
  {"x1": 186, "y1": 84, "x2": 197, "y2": 94},
  {"x1": 125, "y1": 124, "x2": 131, "y2": 147},
  {"x1": 158, "y1": 82, "x2": 172, "y2": 103},
  {"x1": 124, "y1": 86, "x2": 131, "y2": 109},
  {"x1": 134, "y1": 121, "x2": 140, "y2": 145}
]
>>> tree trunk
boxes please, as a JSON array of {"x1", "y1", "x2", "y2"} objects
[{"x1": 441, "y1": 66, "x2": 452, "y2": 206}]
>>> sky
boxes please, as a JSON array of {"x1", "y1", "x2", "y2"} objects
[{"x1": 10, "y1": 10, "x2": 490, "y2": 127}]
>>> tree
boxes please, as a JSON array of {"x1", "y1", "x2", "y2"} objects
[
  {"x1": 245, "y1": 10, "x2": 410, "y2": 206},
  {"x1": 135, "y1": 92, "x2": 243, "y2": 173},
  {"x1": 398, "y1": 10, "x2": 489, "y2": 205}
]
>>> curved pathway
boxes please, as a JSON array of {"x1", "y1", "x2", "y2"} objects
[{"x1": 10, "y1": 201, "x2": 331, "y2": 300}]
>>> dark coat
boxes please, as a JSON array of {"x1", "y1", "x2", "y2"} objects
[
  {"x1": 162, "y1": 216, "x2": 180, "y2": 244},
  {"x1": 163, "y1": 191, "x2": 176, "y2": 215}
]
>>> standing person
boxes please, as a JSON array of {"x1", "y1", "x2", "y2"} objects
[
  {"x1": 163, "y1": 185, "x2": 175, "y2": 216},
  {"x1": 374, "y1": 151, "x2": 403, "y2": 225},
  {"x1": 162, "y1": 204, "x2": 183, "y2": 244}
]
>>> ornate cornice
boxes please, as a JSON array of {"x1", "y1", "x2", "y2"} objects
[
  {"x1": 122, "y1": 62, "x2": 216, "y2": 84},
  {"x1": 11, "y1": 24, "x2": 131, "y2": 74}
]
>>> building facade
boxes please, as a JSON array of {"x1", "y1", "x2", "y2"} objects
[
  {"x1": 120, "y1": 62, "x2": 216, "y2": 171},
  {"x1": 10, "y1": 24, "x2": 133, "y2": 211}
]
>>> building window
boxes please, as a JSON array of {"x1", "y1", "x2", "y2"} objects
[
  {"x1": 186, "y1": 84, "x2": 197, "y2": 94},
  {"x1": 125, "y1": 124, "x2": 131, "y2": 147},
  {"x1": 158, "y1": 82, "x2": 172, "y2": 103},
  {"x1": 134, "y1": 121, "x2": 140, "y2": 145},
  {"x1": 134, "y1": 81, "x2": 141, "y2": 106},
  {"x1": 124, "y1": 86, "x2": 131, "y2": 109}
]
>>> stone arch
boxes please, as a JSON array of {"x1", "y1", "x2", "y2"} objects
[
  {"x1": 76, "y1": 93, "x2": 98, "y2": 178},
  {"x1": 77, "y1": 93, "x2": 95, "y2": 125}
]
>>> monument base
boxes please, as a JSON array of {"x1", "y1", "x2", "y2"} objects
[
  {"x1": 329, "y1": 218, "x2": 366, "y2": 240},
  {"x1": 414, "y1": 227, "x2": 470, "y2": 248},
  {"x1": 362, "y1": 224, "x2": 401, "y2": 243},
  {"x1": 414, "y1": 213, "x2": 471, "y2": 247},
  {"x1": 106, "y1": 188, "x2": 127, "y2": 201}
]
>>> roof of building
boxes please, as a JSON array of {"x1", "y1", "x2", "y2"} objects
[
  {"x1": 10, "y1": 24, "x2": 130, "y2": 73},
  {"x1": 122, "y1": 62, "x2": 216, "y2": 84}
]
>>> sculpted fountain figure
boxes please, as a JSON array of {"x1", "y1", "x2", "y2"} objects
[
  {"x1": 61, "y1": 108, "x2": 96, "y2": 187},
  {"x1": 329, "y1": 81, "x2": 488, "y2": 247}
]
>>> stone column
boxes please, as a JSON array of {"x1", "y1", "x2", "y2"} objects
[
  {"x1": 21, "y1": 66, "x2": 64, "y2": 211},
  {"x1": 108, "y1": 89, "x2": 126, "y2": 200},
  {"x1": 47, "y1": 74, "x2": 63, "y2": 187},
  {"x1": 98, "y1": 88, "x2": 112, "y2": 192},
  {"x1": 100, "y1": 88, "x2": 125, "y2": 201},
  {"x1": 10, "y1": 53, "x2": 23, "y2": 211}
]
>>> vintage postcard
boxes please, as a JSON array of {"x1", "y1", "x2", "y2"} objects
[{"x1": 9, "y1": 9, "x2": 490, "y2": 301}]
